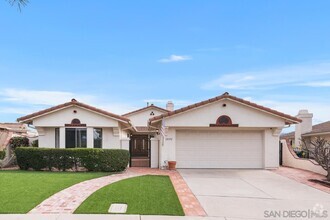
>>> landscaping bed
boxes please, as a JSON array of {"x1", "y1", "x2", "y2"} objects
[
  {"x1": 0, "y1": 170, "x2": 109, "y2": 213},
  {"x1": 75, "y1": 175, "x2": 184, "y2": 216},
  {"x1": 15, "y1": 147, "x2": 129, "y2": 172}
]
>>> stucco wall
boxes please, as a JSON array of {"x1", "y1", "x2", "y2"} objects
[
  {"x1": 164, "y1": 99, "x2": 286, "y2": 128},
  {"x1": 150, "y1": 138, "x2": 159, "y2": 168},
  {"x1": 33, "y1": 106, "x2": 120, "y2": 127},
  {"x1": 155, "y1": 99, "x2": 287, "y2": 168},
  {"x1": 281, "y1": 140, "x2": 327, "y2": 175},
  {"x1": 38, "y1": 127, "x2": 55, "y2": 148},
  {"x1": 126, "y1": 108, "x2": 166, "y2": 126},
  {"x1": 263, "y1": 129, "x2": 281, "y2": 168},
  {"x1": 32, "y1": 105, "x2": 126, "y2": 149}
]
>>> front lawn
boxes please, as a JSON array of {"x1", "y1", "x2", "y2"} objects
[
  {"x1": 0, "y1": 170, "x2": 108, "y2": 213},
  {"x1": 75, "y1": 175, "x2": 184, "y2": 216}
]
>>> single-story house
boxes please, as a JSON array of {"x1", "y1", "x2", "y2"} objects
[
  {"x1": 17, "y1": 92, "x2": 300, "y2": 169},
  {"x1": 281, "y1": 109, "x2": 330, "y2": 148}
]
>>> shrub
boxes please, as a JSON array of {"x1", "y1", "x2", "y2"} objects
[
  {"x1": 31, "y1": 140, "x2": 38, "y2": 147},
  {"x1": 15, "y1": 148, "x2": 129, "y2": 172},
  {"x1": 9, "y1": 137, "x2": 29, "y2": 149},
  {"x1": 0, "y1": 150, "x2": 5, "y2": 160}
]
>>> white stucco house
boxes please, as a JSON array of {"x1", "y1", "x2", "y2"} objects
[{"x1": 17, "y1": 92, "x2": 301, "y2": 169}]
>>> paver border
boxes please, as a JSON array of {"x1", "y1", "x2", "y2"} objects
[
  {"x1": 271, "y1": 166, "x2": 330, "y2": 193},
  {"x1": 28, "y1": 168, "x2": 206, "y2": 216}
]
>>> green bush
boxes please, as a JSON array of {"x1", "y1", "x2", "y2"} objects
[
  {"x1": 15, "y1": 148, "x2": 129, "y2": 172},
  {"x1": 31, "y1": 140, "x2": 38, "y2": 147},
  {"x1": 0, "y1": 150, "x2": 5, "y2": 160},
  {"x1": 9, "y1": 137, "x2": 29, "y2": 149}
]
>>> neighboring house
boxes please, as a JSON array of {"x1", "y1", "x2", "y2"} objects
[
  {"x1": 17, "y1": 93, "x2": 300, "y2": 169},
  {"x1": 0, "y1": 123, "x2": 29, "y2": 150},
  {"x1": 281, "y1": 110, "x2": 330, "y2": 148}
]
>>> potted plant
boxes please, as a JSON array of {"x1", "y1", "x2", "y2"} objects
[{"x1": 168, "y1": 161, "x2": 176, "y2": 170}]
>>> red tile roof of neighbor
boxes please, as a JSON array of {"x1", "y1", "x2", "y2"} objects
[
  {"x1": 17, "y1": 99, "x2": 130, "y2": 123},
  {"x1": 122, "y1": 105, "x2": 170, "y2": 116},
  {"x1": 149, "y1": 92, "x2": 302, "y2": 124},
  {"x1": 281, "y1": 121, "x2": 330, "y2": 138},
  {"x1": 304, "y1": 121, "x2": 330, "y2": 135}
]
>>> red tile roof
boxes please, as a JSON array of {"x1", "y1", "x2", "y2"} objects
[
  {"x1": 122, "y1": 104, "x2": 169, "y2": 117},
  {"x1": 281, "y1": 121, "x2": 330, "y2": 138},
  {"x1": 135, "y1": 126, "x2": 158, "y2": 132},
  {"x1": 149, "y1": 92, "x2": 301, "y2": 124},
  {"x1": 302, "y1": 121, "x2": 330, "y2": 136},
  {"x1": 17, "y1": 99, "x2": 130, "y2": 123}
]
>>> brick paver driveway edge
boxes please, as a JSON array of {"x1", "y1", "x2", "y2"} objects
[
  {"x1": 29, "y1": 170, "x2": 140, "y2": 214},
  {"x1": 28, "y1": 168, "x2": 206, "y2": 216}
]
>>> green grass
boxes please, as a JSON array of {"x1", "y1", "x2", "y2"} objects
[
  {"x1": 0, "y1": 170, "x2": 109, "y2": 213},
  {"x1": 75, "y1": 175, "x2": 184, "y2": 216}
]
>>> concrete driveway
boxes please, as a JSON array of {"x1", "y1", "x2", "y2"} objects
[{"x1": 179, "y1": 169, "x2": 330, "y2": 220}]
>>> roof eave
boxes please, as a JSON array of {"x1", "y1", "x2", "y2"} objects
[{"x1": 149, "y1": 95, "x2": 301, "y2": 124}]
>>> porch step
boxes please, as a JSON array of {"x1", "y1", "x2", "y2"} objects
[{"x1": 131, "y1": 158, "x2": 149, "y2": 167}]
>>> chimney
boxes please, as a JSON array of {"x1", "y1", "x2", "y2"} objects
[
  {"x1": 166, "y1": 101, "x2": 174, "y2": 111},
  {"x1": 295, "y1": 110, "x2": 313, "y2": 147}
]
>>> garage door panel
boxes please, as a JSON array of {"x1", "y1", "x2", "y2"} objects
[{"x1": 176, "y1": 130, "x2": 263, "y2": 168}]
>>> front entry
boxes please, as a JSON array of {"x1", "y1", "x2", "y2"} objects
[{"x1": 130, "y1": 135, "x2": 150, "y2": 167}]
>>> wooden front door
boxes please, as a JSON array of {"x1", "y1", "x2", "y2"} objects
[{"x1": 130, "y1": 135, "x2": 150, "y2": 167}]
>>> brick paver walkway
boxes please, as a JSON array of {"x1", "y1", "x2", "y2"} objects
[
  {"x1": 272, "y1": 166, "x2": 330, "y2": 193},
  {"x1": 29, "y1": 168, "x2": 206, "y2": 216}
]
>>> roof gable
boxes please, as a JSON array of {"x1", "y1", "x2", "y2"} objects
[
  {"x1": 17, "y1": 99, "x2": 130, "y2": 124},
  {"x1": 149, "y1": 92, "x2": 301, "y2": 124},
  {"x1": 122, "y1": 105, "x2": 169, "y2": 117}
]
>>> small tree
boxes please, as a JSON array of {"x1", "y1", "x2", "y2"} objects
[
  {"x1": 6, "y1": 0, "x2": 29, "y2": 11},
  {"x1": 9, "y1": 137, "x2": 30, "y2": 149},
  {"x1": 302, "y1": 137, "x2": 330, "y2": 181}
]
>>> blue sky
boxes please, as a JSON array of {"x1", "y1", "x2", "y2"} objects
[{"x1": 1, "y1": 1, "x2": 330, "y2": 132}]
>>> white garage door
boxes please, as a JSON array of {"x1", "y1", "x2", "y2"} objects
[{"x1": 176, "y1": 130, "x2": 264, "y2": 168}]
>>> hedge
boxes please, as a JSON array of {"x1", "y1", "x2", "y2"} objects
[
  {"x1": 0, "y1": 150, "x2": 5, "y2": 160},
  {"x1": 15, "y1": 148, "x2": 130, "y2": 172}
]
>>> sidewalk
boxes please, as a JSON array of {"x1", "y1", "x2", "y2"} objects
[{"x1": 0, "y1": 215, "x2": 224, "y2": 220}]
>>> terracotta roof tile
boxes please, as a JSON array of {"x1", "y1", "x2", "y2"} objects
[
  {"x1": 122, "y1": 105, "x2": 169, "y2": 116},
  {"x1": 149, "y1": 92, "x2": 301, "y2": 124},
  {"x1": 135, "y1": 126, "x2": 157, "y2": 132},
  {"x1": 303, "y1": 121, "x2": 330, "y2": 135},
  {"x1": 17, "y1": 99, "x2": 130, "y2": 123}
]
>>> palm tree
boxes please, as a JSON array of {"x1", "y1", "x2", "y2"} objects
[{"x1": 6, "y1": 0, "x2": 29, "y2": 11}]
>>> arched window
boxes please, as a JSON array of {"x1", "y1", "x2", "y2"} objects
[
  {"x1": 216, "y1": 115, "x2": 232, "y2": 125},
  {"x1": 71, "y1": 118, "x2": 81, "y2": 125},
  {"x1": 65, "y1": 118, "x2": 86, "y2": 127}
]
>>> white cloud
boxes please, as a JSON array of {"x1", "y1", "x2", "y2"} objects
[
  {"x1": 202, "y1": 61, "x2": 330, "y2": 90},
  {"x1": 158, "y1": 55, "x2": 192, "y2": 63},
  {"x1": 0, "y1": 88, "x2": 96, "y2": 105},
  {"x1": 246, "y1": 97, "x2": 330, "y2": 126},
  {"x1": 0, "y1": 107, "x2": 40, "y2": 115},
  {"x1": 298, "y1": 81, "x2": 330, "y2": 87},
  {"x1": 0, "y1": 88, "x2": 137, "y2": 116}
]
